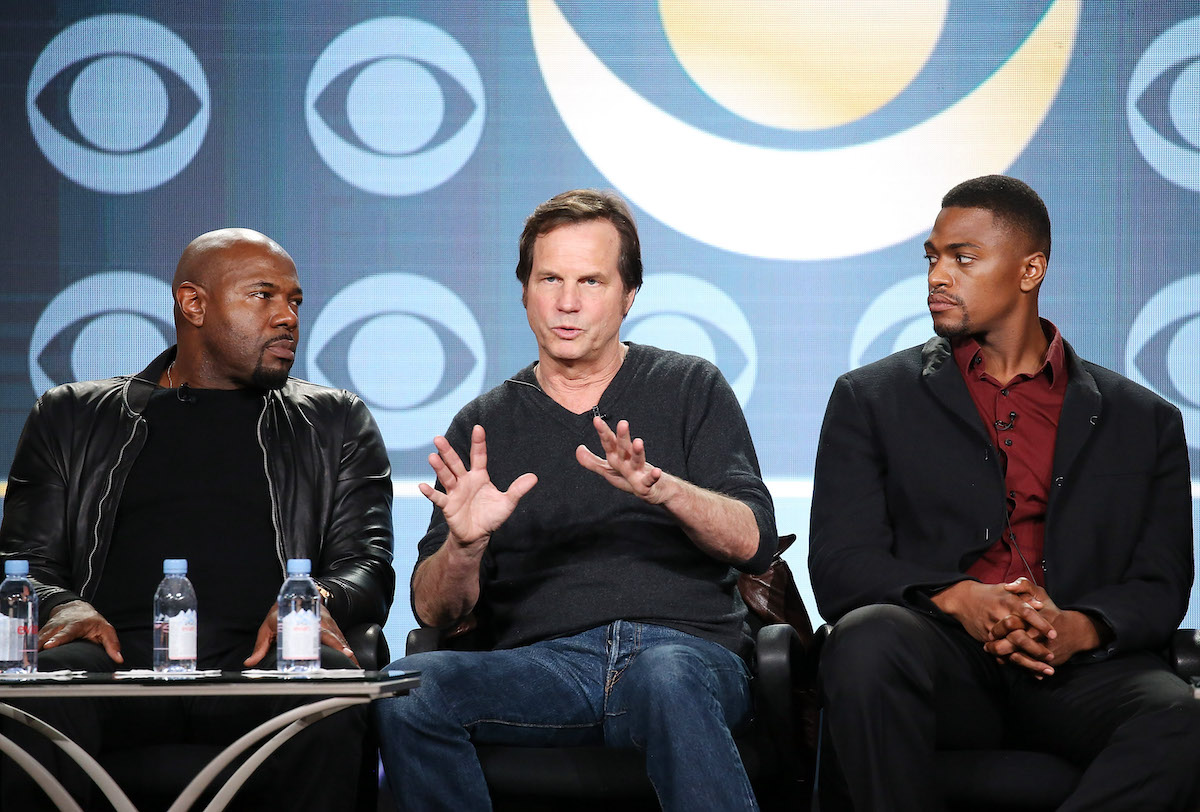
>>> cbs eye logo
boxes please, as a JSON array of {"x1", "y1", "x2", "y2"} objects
[
  {"x1": 28, "y1": 273, "x2": 173, "y2": 394},
  {"x1": 849, "y1": 275, "x2": 932, "y2": 369},
  {"x1": 1127, "y1": 15, "x2": 1200, "y2": 192},
  {"x1": 26, "y1": 14, "x2": 210, "y2": 195},
  {"x1": 624, "y1": 274, "x2": 757, "y2": 406},
  {"x1": 1125, "y1": 275, "x2": 1200, "y2": 449},
  {"x1": 305, "y1": 17, "x2": 486, "y2": 196},
  {"x1": 305, "y1": 274, "x2": 486, "y2": 449}
]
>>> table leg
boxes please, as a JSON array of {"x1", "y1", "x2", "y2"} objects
[
  {"x1": 0, "y1": 702, "x2": 137, "y2": 812},
  {"x1": 168, "y1": 695, "x2": 369, "y2": 812},
  {"x1": 0, "y1": 732, "x2": 84, "y2": 812}
]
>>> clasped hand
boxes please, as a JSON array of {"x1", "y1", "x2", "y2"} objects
[
  {"x1": 934, "y1": 577, "x2": 1105, "y2": 678},
  {"x1": 932, "y1": 578, "x2": 1058, "y2": 677}
]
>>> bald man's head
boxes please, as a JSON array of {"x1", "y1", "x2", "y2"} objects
[
  {"x1": 170, "y1": 228, "x2": 302, "y2": 390},
  {"x1": 173, "y1": 228, "x2": 293, "y2": 294}
]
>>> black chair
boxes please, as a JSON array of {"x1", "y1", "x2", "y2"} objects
[
  {"x1": 812, "y1": 624, "x2": 1200, "y2": 811},
  {"x1": 99, "y1": 622, "x2": 390, "y2": 811},
  {"x1": 405, "y1": 620, "x2": 812, "y2": 810}
]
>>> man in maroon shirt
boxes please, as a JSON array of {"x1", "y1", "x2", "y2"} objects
[{"x1": 810, "y1": 175, "x2": 1199, "y2": 810}]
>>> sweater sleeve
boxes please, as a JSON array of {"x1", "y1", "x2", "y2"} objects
[{"x1": 679, "y1": 361, "x2": 778, "y2": 574}]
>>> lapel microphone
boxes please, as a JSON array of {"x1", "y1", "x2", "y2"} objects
[
  {"x1": 994, "y1": 411, "x2": 1017, "y2": 431},
  {"x1": 177, "y1": 383, "x2": 197, "y2": 404}
]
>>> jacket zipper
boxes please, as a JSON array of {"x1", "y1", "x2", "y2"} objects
[
  {"x1": 85, "y1": 407, "x2": 144, "y2": 597},
  {"x1": 257, "y1": 396, "x2": 287, "y2": 575}
]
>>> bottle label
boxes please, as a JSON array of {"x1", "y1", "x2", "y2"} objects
[
  {"x1": 169, "y1": 610, "x2": 197, "y2": 659},
  {"x1": 0, "y1": 615, "x2": 35, "y2": 660},
  {"x1": 0, "y1": 616, "x2": 18, "y2": 660},
  {"x1": 281, "y1": 608, "x2": 320, "y2": 660}
]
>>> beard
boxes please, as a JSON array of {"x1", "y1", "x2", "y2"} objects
[
  {"x1": 933, "y1": 307, "x2": 971, "y2": 339},
  {"x1": 251, "y1": 355, "x2": 291, "y2": 390}
]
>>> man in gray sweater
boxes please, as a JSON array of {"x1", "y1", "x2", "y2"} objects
[{"x1": 374, "y1": 189, "x2": 777, "y2": 811}]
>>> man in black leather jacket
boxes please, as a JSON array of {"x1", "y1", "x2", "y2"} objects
[{"x1": 0, "y1": 228, "x2": 394, "y2": 807}]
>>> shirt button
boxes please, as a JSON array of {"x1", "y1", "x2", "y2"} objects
[
  {"x1": 1001, "y1": 389, "x2": 1009, "y2": 396},
  {"x1": 1003, "y1": 438, "x2": 1013, "y2": 446},
  {"x1": 1009, "y1": 490, "x2": 1015, "y2": 498}
]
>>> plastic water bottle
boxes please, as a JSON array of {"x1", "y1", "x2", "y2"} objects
[
  {"x1": 277, "y1": 558, "x2": 321, "y2": 673},
  {"x1": 0, "y1": 560, "x2": 38, "y2": 673},
  {"x1": 153, "y1": 559, "x2": 197, "y2": 672}
]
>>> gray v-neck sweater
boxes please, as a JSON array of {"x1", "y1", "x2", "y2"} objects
[{"x1": 414, "y1": 343, "x2": 777, "y2": 658}]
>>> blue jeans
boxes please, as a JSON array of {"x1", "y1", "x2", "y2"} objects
[{"x1": 374, "y1": 621, "x2": 758, "y2": 811}]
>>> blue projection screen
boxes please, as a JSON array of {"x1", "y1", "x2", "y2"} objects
[{"x1": 2, "y1": 2, "x2": 1199, "y2": 647}]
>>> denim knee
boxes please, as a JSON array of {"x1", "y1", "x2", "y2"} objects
[{"x1": 374, "y1": 650, "x2": 461, "y2": 729}]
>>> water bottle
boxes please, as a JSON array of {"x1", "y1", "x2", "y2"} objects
[
  {"x1": 277, "y1": 558, "x2": 321, "y2": 673},
  {"x1": 153, "y1": 559, "x2": 197, "y2": 672},
  {"x1": 0, "y1": 560, "x2": 38, "y2": 673}
]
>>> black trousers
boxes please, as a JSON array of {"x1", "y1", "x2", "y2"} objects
[
  {"x1": 819, "y1": 604, "x2": 1200, "y2": 812},
  {"x1": 0, "y1": 640, "x2": 366, "y2": 810}
]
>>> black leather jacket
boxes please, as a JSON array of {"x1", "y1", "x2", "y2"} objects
[{"x1": 0, "y1": 347, "x2": 394, "y2": 628}]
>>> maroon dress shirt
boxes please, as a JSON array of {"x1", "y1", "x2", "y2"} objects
[{"x1": 953, "y1": 320, "x2": 1067, "y2": 586}]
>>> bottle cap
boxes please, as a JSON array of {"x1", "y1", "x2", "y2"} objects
[
  {"x1": 4, "y1": 560, "x2": 29, "y2": 577},
  {"x1": 286, "y1": 558, "x2": 312, "y2": 576},
  {"x1": 163, "y1": 558, "x2": 188, "y2": 575}
]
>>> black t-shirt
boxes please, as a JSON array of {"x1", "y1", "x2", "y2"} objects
[{"x1": 91, "y1": 387, "x2": 282, "y2": 669}]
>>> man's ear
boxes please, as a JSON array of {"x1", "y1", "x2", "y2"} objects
[
  {"x1": 1019, "y1": 252, "x2": 1047, "y2": 293},
  {"x1": 176, "y1": 282, "x2": 206, "y2": 327},
  {"x1": 622, "y1": 286, "x2": 637, "y2": 319}
]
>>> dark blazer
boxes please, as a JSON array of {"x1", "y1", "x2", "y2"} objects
[{"x1": 809, "y1": 336, "x2": 1194, "y2": 656}]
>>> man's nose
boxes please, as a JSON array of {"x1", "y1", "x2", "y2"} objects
[
  {"x1": 274, "y1": 303, "x2": 299, "y2": 329},
  {"x1": 928, "y1": 259, "x2": 952, "y2": 289},
  {"x1": 557, "y1": 284, "x2": 581, "y2": 311}
]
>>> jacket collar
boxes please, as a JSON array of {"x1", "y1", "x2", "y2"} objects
[
  {"x1": 920, "y1": 334, "x2": 1101, "y2": 476},
  {"x1": 126, "y1": 345, "x2": 178, "y2": 415},
  {"x1": 1052, "y1": 339, "x2": 1101, "y2": 479},
  {"x1": 124, "y1": 346, "x2": 289, "y2": 415},
  {"x1": 920, "y1": 336, "x2": 989, "y2": 442}
]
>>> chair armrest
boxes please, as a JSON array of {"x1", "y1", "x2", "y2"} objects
[
  {"x1": 345, "y1": 623, "x2": 390, "y2": 671},
  {"x1": 753, "y1": 623, "x2": 806, "y2": 758},
  {"x1": 808, "y1": 624, "x2": 832, "y2": 679},
  {"x1": 1169, "y1": 629, "x2": 1200, "y2": 680},
  {"x1": 406, "y1": 627, "x2": 443, "y2": 656}
]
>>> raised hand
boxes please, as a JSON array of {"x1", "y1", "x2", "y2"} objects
[
  {"x1": 576, "y1": 417, "x2": 665, "y2": 503},
  {"x1": 420, "y1": 424, "x2": 537, "y2": 549}
]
